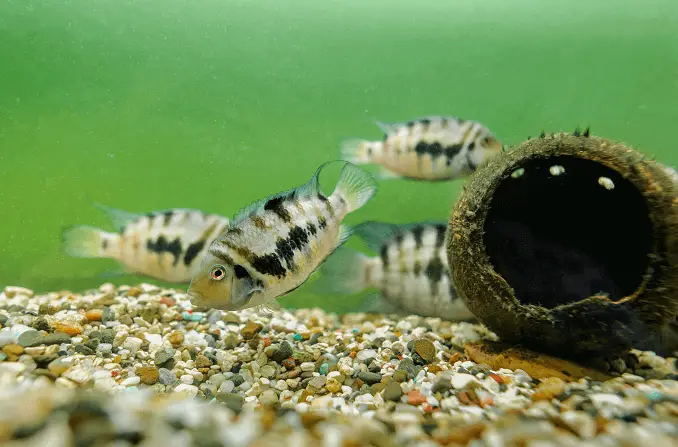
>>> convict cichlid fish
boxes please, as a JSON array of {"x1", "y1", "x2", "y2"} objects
[
  {"x1": 340, "y1": 116, "x2": 502, "y2": 181},
  {"x1": 62, "y1": 205, "x2": 230, "y2": 283},
  {"x1": 313, "y1": 221, "x2": 474, "y2": 321},
  {"x1": 187, "y1": 160, "x2": 378, "y2": 312}
]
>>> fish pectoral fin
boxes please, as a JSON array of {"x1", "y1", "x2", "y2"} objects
[
  {"x1": 377, "y1": 167, "x2": 402, "y2": 180},
  {"x1": 255, "y1": 302, "x2": 281, "y2": 316}
]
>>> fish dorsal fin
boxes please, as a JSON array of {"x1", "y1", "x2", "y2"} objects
[
  {"x1": 354, "y1": 220, "x2": 447, "y2": 252},
  {"x1": 376, "y1": 120, "x2": 398, "y2": 136},
  {"x1": 93, "y1": 203, "x2": 141, "y2": 232},
  {"x1": 231, "y1": 163, "x2": 326, "y2": 227}
]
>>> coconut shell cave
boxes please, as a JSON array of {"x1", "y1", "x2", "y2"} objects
[{"x1": 447, "y1": 132, "x2": 678, "y2": 358}]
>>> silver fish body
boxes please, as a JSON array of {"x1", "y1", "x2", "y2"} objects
[
  {"x1": 314, "y1": 221, "x2": 473, "y2": 321},
  {"x1": 341, "y1": 116, "x2": 502, "y2": 181},
  {"x1": 62, "y1": 205, "x2": 230, "y2": 283},
  {"x1": 187, "y1": 161, "x2": 378, "y2": 311}
]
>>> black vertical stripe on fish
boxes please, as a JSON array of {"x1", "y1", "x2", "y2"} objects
[
  {"x1": 380, "y1": 245, "x2": 390, "y2": 269},
  {"x1": 183, "y1": 240, "x2": 206, "y2": 266},
  {"x1": 263, "y1": 196, "x2": 291, "y2": 222},
  {"x1": 411, "y1": 226, "x2": 424, "y2": 249},
  {"x1": 434, "y1": 225, "x2": 446, "y2": 247},
  {"x1": 318, "y1": 216, "x2": 328, "y2": 230},
  {"x1": 162, "y1": 211, "x2": 174, "y2": 227},
  {"x1": 413, "y1": 262, "x2": 422, "y2": 275},
  {"x1": 395, "y1": 233, "x2": 404, "y2": 246},
  {"x1": 147, "y1": 236, "x2": 183, "y2": 266},
  {"x1": 425, "y1": 257, "x2": 445, "y2": 284},
  {"x1": 307, "y1": 223, "x2": 317, "y2": 236},
  {"x1": 209, "y1": 247, "x2": 235, "y2": 266},
  {"x1": 234, "y1": 264, "x2": 250, "y2": 279},
  {"x1": 274, "y1": 226, "x2": 309, "y2": 272},
  {"x1": 467, "y1": 141, "x2": 476, "y2": 151},
  {"x1": 466, "y1": 151, "x2": 477, "y2": 170},
  {"x1": 444, "y1": 144, "x2": 464, "y2": 165},
  {"x1": 250, "y1": 253, "x2": 287, "y2": 278},
  {"x1": 420, "y1": 118, "x2": 431, "y2": 133},
  {"x1": 102, "y1": 239, "x2": 109, "y2": 250}
]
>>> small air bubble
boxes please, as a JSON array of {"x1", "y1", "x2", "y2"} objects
[
  {"x1": 510, "y1": 168, "x2": 525, "y2": 179},
  {"x1": 598, "y1": 177, "x2": 615, "y2": 190},
  {"x1": 549, "y1": 165, "x2": 565, "y2": 176}
]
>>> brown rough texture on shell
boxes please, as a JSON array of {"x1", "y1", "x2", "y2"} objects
[{"x1": 447, "y1": 133, "x2": 678, "y2": 358}]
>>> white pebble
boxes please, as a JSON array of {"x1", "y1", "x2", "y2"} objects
[
  {"x1": 590, "y1": 393, "x2": 624, "y2": 407},
  {"x1": 357, "y1": 349, "x2": 378, "y2": 362},
  {"x1": 144, "y1": 333, "x2": 162, "y2": 346},
  {"x1": 300, "y1": 362, "x2": 315, "y2": 372},
  {"x1": 174, "y1": 384, "x2": 199, "y2": 396},
  {"x1": 452, "y1": 374, "x2": 478, "y2": 390},
  {"x1": 93, "y1": 370, "x2": 112, "y2": 380},
  {"x1": 180, "y1": 374, "x2": 194, "y2": 384},
  {"x1": 461, "y1": 361, "x2": 476, "y2": 370},
  {"x1": 122, "y1": 337, "x2": 143, "y2": 355},
  {"x1": 121, "y1": 376, "x2": 141, "y2": 387},
  {"x1": 274, "y1": 380, "x2": 288, "y2": 391},
  {"x1": 219, "y1": 380, "x2": 235, "y2": 394}
]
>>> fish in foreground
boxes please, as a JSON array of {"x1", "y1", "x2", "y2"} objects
[
  {"x1": 62, "y1": 205, "x2": 230, "y2": 283},
  {"x1": 313, "y1": 221, "x2": 474, "y2": 321},
  {"x1": 187, "y1": 160, "x2": 378, "y2": 312},
  {"x1": 340, "y1": 116, "x2": 502, "y2": 181}
]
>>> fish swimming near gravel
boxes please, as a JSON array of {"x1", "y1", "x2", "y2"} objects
[
  {"x1": 312, "y1": 221, "x2": 474, "y2": 321},
  {"x1": 62, "y1": 205, "x2": 230, "y2": 283},
  {"x1": 187, "y1": 160, "x2": 378, "y2": 312},
  {"x1": 340, "y1": 116, "x2": 502, "y2": 181}
]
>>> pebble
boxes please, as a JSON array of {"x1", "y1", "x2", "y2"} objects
[
  {"x1": 357, "y1": 349, "x2": 377, "y2": 362},
  {"x1": 122, "y1": 337, "x2": 143, "y2": 355},
  {"x1": 383, "y1": 381, "x2": 403, "y2": 402},
  {"x1": 241, "y1": 322, "x2": 263, "y2": 339},
  {"x1": 300, "y1": 362, "x2": 315, "y2": 372},
  {"x1": 1, "y1": 284, "x2": 677, "y2": 447},
  {"x1": 96, "y1": 343, "x2": 112, "y2": 356},
  {"x1": 414, "y1": 339, "x2": 436, "y2": 362},
  {"x1": 452, "y1": 373, "x2": 478, "y2": 390},
  {"x1": 326, "y1": 378, "x2": 342, "y2": 393},
  {"x1": 260, "y1": 365, "x2": 276, "y2": 378},
  {"x1": 158, "y1": 368, "x2": 177, "y2": 386},
  {"x1": 358, "y1": 372, "x2": 382, "y2": 385},
  {"x1": 260, "y1": 389, "x2": 278, "y2": 406},
  {"x1": 217, "y1": 392, "x2": 244, "y2": 413},
  {"x1": 174, "y1": 384, "x2": 199, "y2": 396},
  {"x1": 308, "y1": 376, "x2": 326, "y2": 389},
  {"x1": 121, "y1": 376, "x2": 141, "y2": 387},
  {"x1": 136, "y1": 366, "x2": 159, "y2": 385},
  {"x1": 17, "y1": 330, "x2": 43, "y2": 347}
]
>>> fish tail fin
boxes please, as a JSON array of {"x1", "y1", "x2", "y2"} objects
[
  {"x1": 61, "y1": 225, "x2": 114, "y2": 258},
  {"x1": 312, "y1": 246, "x2": 372, "y2": 296},
  {"x1": 339, "y1": 138, "x2": 374, "y2": 164},
  {"x1": 333, "y1": 162, "x2": 378, "y2": 213}
]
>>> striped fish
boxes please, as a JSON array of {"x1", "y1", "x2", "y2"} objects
[
  {"x1": 187, "y1": 161, "x2": 378, "y2": 311},
  {"x1": 62, "y1": 204, "x2": 230, "y2": 283},
  {"x1": 340, "y1": 116, "x2": 502, "y2": 181},
  {"x1": 313, "y1": 221, "x2": 474, "y2": 321}
]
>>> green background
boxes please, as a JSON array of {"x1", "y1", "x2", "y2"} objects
[{"x1": 1, "y1": 0, "x2": 677, "y2": 312}]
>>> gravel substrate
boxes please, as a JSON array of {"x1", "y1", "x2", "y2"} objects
[{"x1": 1, "y1": 284, "x2": 677, "y2": 446}]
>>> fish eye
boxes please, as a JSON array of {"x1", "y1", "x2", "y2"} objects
[{"x1": 210, "y1": 265, "x2": 226, "y2": 281}]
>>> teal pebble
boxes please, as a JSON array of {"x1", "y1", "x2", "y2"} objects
[
  {"x1": 293, "y1": 334, "x2": 302, "y2": 341},
  {"x1": 182, "y1": 312, "x2": 203, "y2": 321},
  {"x1": 352, "y1": 328, "x2": 359, "y2": 333},
  {"x1": 319, "y1": 363, "x2": 329, "y2": 375},
  {"x1": 0, "y1": 353, "x2": 7, "y2": 361}
]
